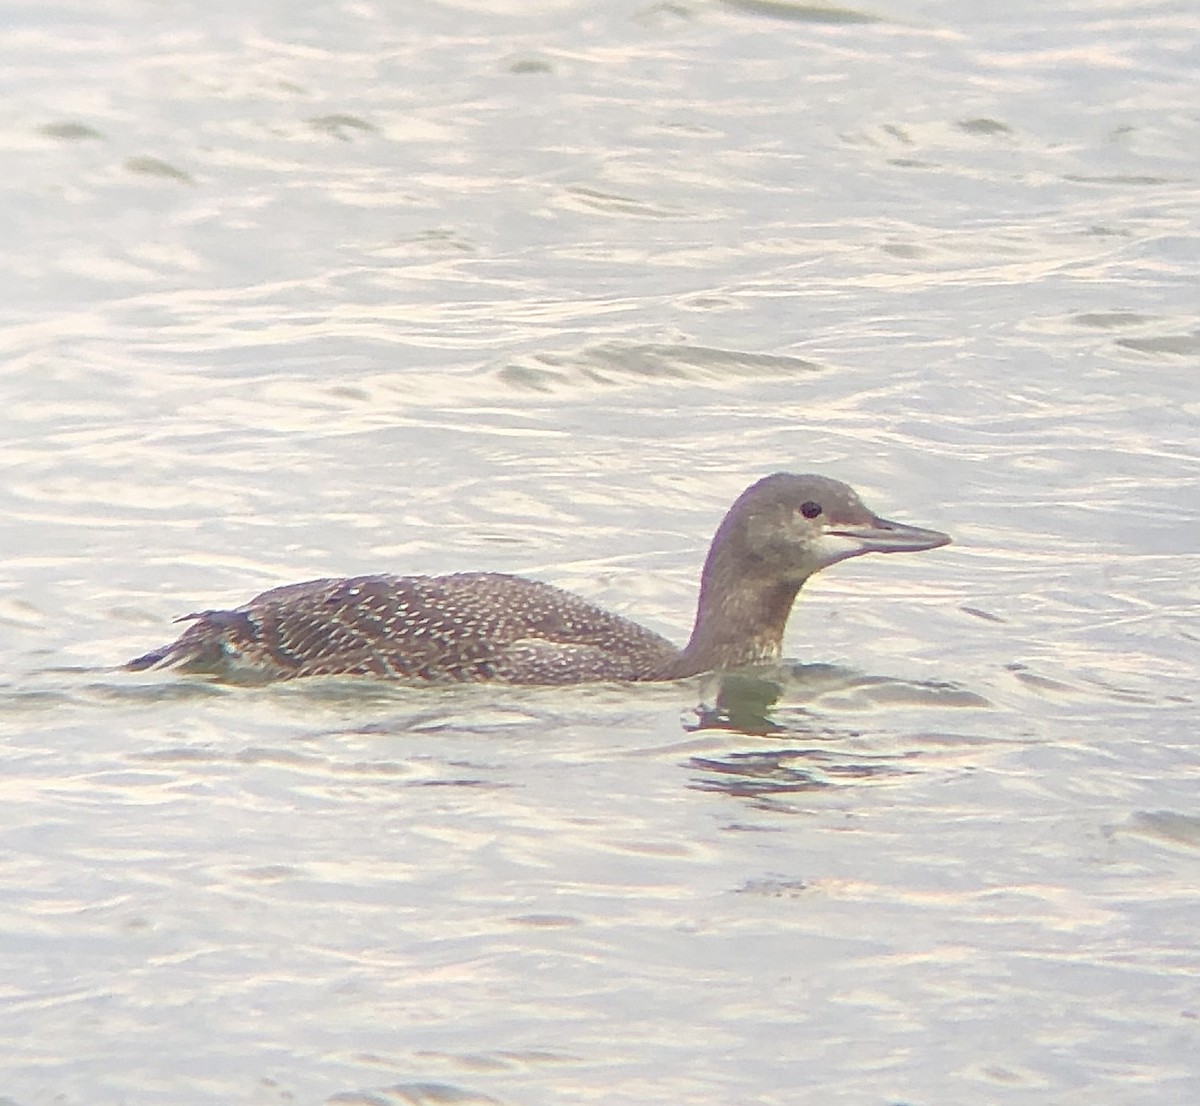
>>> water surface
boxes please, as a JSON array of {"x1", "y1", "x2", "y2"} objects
[{"x1": 2, "y1": 0, "x2": 1198, "y2": 1102}]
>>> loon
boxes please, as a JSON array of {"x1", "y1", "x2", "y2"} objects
[{"x1": 126, "y1": 473, "x2": 949, "y2": 684}]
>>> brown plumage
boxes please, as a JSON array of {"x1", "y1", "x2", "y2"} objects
[{"x1": 126, "y1": 473, "x2": 949, "y2": 684}]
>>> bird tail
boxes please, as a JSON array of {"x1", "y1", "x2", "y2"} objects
[
  {"x1": 124, "y1": 641, "x2": 181, "y2": 671},
  {"x1": 124, "y1": 610, "x2": 247, "y2": 672}
]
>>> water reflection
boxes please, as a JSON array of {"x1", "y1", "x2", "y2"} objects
[
  {"x1": 687, "y1": 670, "x2": 790, "y2": 736},
  {"x1": 688, "y1": 745, "x2": 915, "y2": 802},
  {"x1": 686, "y1": 663, "x2": 989, "y2": 736},
  {"x1": 684, "y1": 664, "x2": 987, "y2": 801}
]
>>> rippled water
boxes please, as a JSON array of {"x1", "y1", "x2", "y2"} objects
[{"x1": 2, "y1": 1, "x2": 1198, "y2": 1102}]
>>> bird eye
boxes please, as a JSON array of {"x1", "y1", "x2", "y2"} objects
[{"x1": 800, "y1": 500, "x2": 822, "y2": 519}]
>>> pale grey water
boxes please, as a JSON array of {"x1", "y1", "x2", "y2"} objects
[{"x1": 1, "y1": 0, "x2": 1199, "y2": 1103}]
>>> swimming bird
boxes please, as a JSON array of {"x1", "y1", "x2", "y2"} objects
[{"x1": 126, "y1": 473, "x2": 949, "y2": 684}]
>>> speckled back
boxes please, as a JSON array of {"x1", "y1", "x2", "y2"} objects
[{"x1": 130, "y1": 572, "x2": 681, "y2": 684}]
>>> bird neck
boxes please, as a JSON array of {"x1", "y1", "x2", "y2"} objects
[{"x1": 669, "y1": 547, "x2": 806, "y2": 677}]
